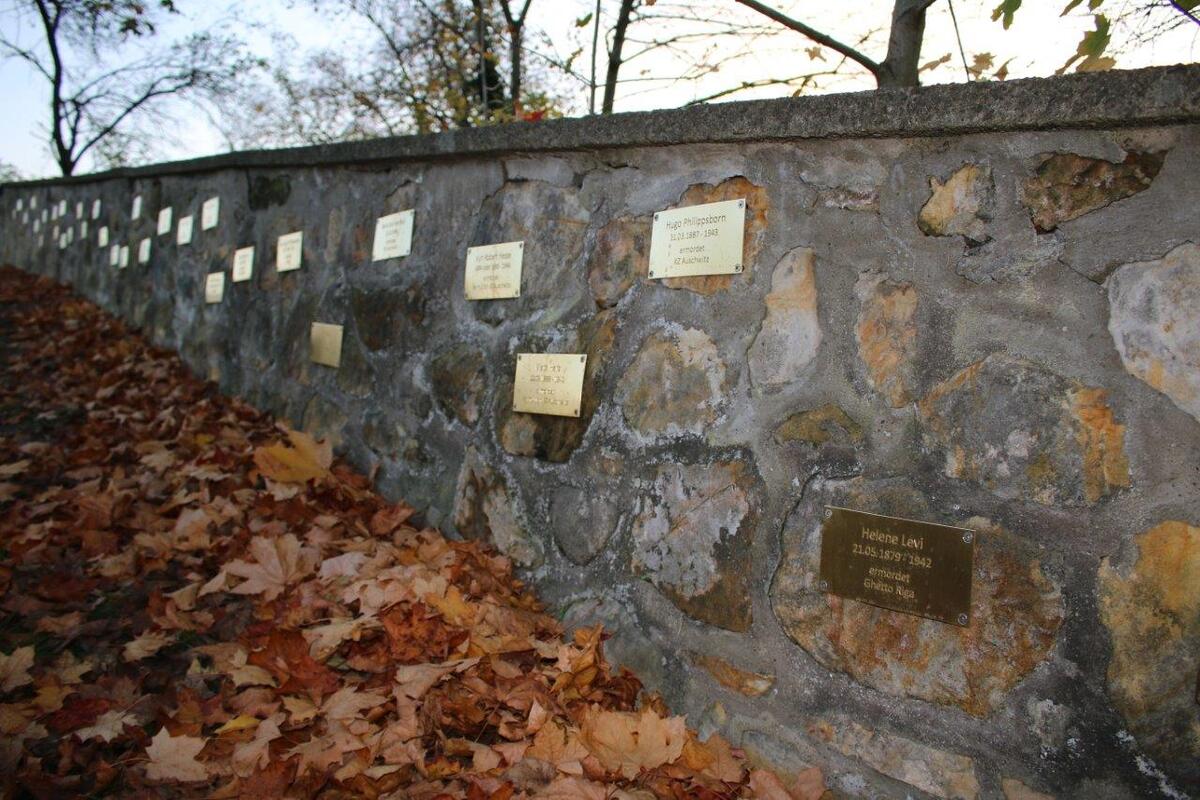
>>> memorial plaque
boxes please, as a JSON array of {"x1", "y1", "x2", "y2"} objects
[
  {"x1": 372, "y1": 209, "x2": 414, "y2": 261},
  {"x1": 157, "y1": 207, "x2": 172, "y2": 236},
  {"x1": 119, "y1": 245, "x2": 130, "y2": 269},
  {"x1": 177, "y1": 215, "x2": 194, "y2": 245},
  {"x1": 201, "y1": 197, "x2": 220, "y2": 230},
  {"x1": 58, "y1": 233, "x2": 67, "y2": 250},
  {"x1": 277, "y1": 231, "x2": 303, "y2": 272},
  {"x1": 232, "y1": 246, "x2": 254, "y2": 282},
  {"x1": 98, "y1": 226, "x2": 109, "y2": 247},
  {"x1": 109, "y1": 244, "x2": 120, "y2": 267},
  {"x1": 818, "y1": 506, "x2": 974, "y2": 626},
  {"x1": 204, "y1": 272, "x2": 225, "y2": 304},
  {"x1": 310, "y1": 323, "x2": 343, "y2": 368},
  {"x1": 131, "y1": 195, "x2": 142, "y2": 218},
  {"x1": 138, "y1": 238, "x2": 151, "y2": 264},
  {"x1": 648, "y1": 198, "x2": 746, "y2": 279},
  {"x1": 92, "y1": 198, "x2": 101, "y2": 219},
  {"x1": 465, "y1": 240, "x2": 523, "y2": 300},
  {"x1": 512, "y1": 353, "x2": 587, "y2": 418},
  {"x1": 58, "y1": 199, "x2": 66, "y2": 216},
  {"x1": 75, "y1": 201, "x2": 83, "y2": 218}
]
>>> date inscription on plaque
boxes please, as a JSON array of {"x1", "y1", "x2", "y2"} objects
[
  {"x1": 819, "y1": 506, "x2": 974, "y2": 626},
  {"x1": 648, "y1": 198, "x2": 745, "y2": 279},
  {"x1": 513, "y1": 353, "x2": 586, "y2": 417}
]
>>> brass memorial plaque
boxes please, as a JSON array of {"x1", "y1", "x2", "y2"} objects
[
  {"x1": 177, "y1": 215, "x2": 194, "y2": 246},
  {"x1": 818, "y1": 506, "x2": 974, "y2": 626},
  {"x1": 201, "y1": 197, "x2": 220, "y2": 231},
  {"x1": 277, "y1": 231, "x2": 303, "y2": 272},
  {"x1": 512, "y1": 353, "x2": 587, "y2": 417},
  {"x1": 465, "y1": 241, "x2": 523, "y2": 300},
  {"x1": 310, "y1": 323, "x2": 343, "y2": 368},
  {"x1": 204, "y1": 272, "x2": 225, "y2": 304},
  {"x1": 372, "y1": 210, "x2": 414, "y2": 261},
  {"x1": 648, "y1": 198, "x2": 746, "y2": 279},
  {"x1": 157, "y1": 207, "x2": 173, "y2": 236},
  {"x1": 232, "y1": 246, "x2": 254, "y2": 282}
]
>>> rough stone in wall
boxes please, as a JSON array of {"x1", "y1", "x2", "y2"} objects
[
  {"x1": 748, "y1": 248, "x2": 821, "y2": 388},
  {"x1": 1098, "y1": 520, "x2": 1200, "y2": 786},
  {"x1": 1106, "y1": 241, "x2": 1200, "y2": 423},
  {"x1": 854, "y1": 272, "x2": 918, "y2": 407},
  {"x1": 918, "y1": 354, "x2": 1130, "y2": 506},
  {"x1": 452, "y1": 447, "x2": 539, "y2": 566},
  {"x1": 587, "y1": 216, "x2": 649, "y2": 308},
  {"x1": 773, "y1": 403, "x2": 863, "y2": 448},
  {"x1": 917, "y1": 163, "x2": 994, "y2": 242},
  {"x1": 619, "y1": 327, "x2": 726, "y2": 437},
  {"x1": 689, "y1": 652, "x2": 775, "y2": 697},
  {"x1": 1022, "y1": 150, "x2": 1164, "y2": 232},
  {"x1": 772, "y1": 481, "x2": 1064, "y2": 716},
  {"x1": 430, "y1": 344, "x2": 486, "y2": 426},
  {"x1": 658, "y1": 176, "x2": 767, "y2": 295},
  {"x1": 631, "y1": 460, "x2": 757, "y2": 632}
]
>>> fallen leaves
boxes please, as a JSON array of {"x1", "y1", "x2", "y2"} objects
[
  {"x1": 0, "y1": 645, "x2": 34, "y2": 692},
  {"x1": 144, "y1": 729, "x2": 209, "y2": 782}
]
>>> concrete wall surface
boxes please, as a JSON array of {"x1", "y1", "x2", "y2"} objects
[{"x1": 4, "y1": 66, "x2": 1200, "y2": 799}]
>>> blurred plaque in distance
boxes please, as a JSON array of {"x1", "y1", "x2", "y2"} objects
[
  {"x1": 177, "y1": 215, "x2": 194, "y2": 246},
  {"x1": 818, "y1": 506, "x2": 974, "y2": 626},
  {"x1": 513, "y1": 353, "x2": 586, "y2": 417},
  {"x1": 277, "y1": 231, "x2": 303, "y2": 272},
  {"x1": 310, "y1": 323, "x2": 343, "y2": 368},
  {"x1": 204, "y1": 272, "x2": 225, "y2": 304},
  {"x1": 201, "y1": 197, "x2": 220, "y2": 230},
  {"x1": 372, "y1": 210, "x2": 414, "y2": 261},
  {"x1": 232, "y1": 246, "x2": 255, "y2": 282},
  {"x1": 465, "y1": 240, "x2": 523, "y2": 300},
  {"x1": 648, "y1": 198, "x2": 745, "y2": 279},
  {"x1": 157, "y1": 207, "x2": 172, "y2": 236}
]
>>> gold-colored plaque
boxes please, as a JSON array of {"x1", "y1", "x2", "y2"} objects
[
  {"x1": 372, "y1": 210, "x2": 414, "y2": 261},
  {"x1": 277, "y1": 231, "x2": 303, "y2": 272},
  {"x1": 157, "y1": 207, "x2": 172, "y2": 236},
  {"x1": 204, "y1": 272, "x2": 225, "y2": 304},
  {"x1": 232, "y1": 246, "x2": 254, "y2": 282},
  {"x1": 512, "y1": 353, "x2": 586, "y2": 417},
  {"x1": 818, "y1": 506, "x2": 974, "y2": 626},
  {"x1": 177, "y1": 215, "x2": 194, "y2": 246},
  {"x1": 465, "y1": 241, "x2": 523, "y2": 300},
  {"x1": 201, "y1": 197, "x2": 220, "y2": 231},
  {"x1": 648, "y1": 198, "x2": 746, "y2": 279},
  {"x1": 310, "y1": 323, "x2": 343, "y2": 368}
]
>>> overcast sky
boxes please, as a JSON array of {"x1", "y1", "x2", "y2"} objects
[{"x1": 1, "y1": 0, "x2": 1197, "y2": 179}]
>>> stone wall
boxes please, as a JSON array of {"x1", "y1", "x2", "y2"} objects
[{"x1": 3, "y1": 66, "x2": 1199, "y2": 799}]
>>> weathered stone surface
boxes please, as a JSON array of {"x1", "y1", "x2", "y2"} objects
[
  {"x1": 690, "y1": 652, "x2": 774, "y2": 697},
  {"x1": 808, "y1": 717, "x2": 980, "y2": 799},
  {"x1": 772, "y1": 481, "x2": 1065, "y2": 716},
  {"x1": 954, "y1": 232, "x2": 1063, "y2": 284},
  {"x1": 452, "y1": 447, "x2": 540, "y2": 566},
  {"x1": 774, "y1": 403, "x2": 863, "y2": 447},
  {"x1": 496, "y1": 310, "x2": 617, "y2": 462},
  {"x1": 350, "y1": 285, "x2": 425, "y2": 352},
  {"x1": 620, "y1": 327, "x2": 726, "y2": 436},
  {"x1": 659, "y1": 176, "x2": 768, "y2": 295},
  {"x1": 550, "y1": 484, "x2": 619, "y2": 565},
  {"x1": 1001, "y1": 778, "x2": 1054, "y2": 800},
  {"x1": 1023, "y1": 150, "x2": 1164, "y2": 233},
  {"x1": 1106, "y1": 241, "x2": 1200, "y2": 423},
  {"x1": 631, "y1": 461, "x2": 756, "y2": 631},
  {"x1": 748, "y1": 248, "x2": 821, "y2": 388},
  {"x1": 918, "y1": 163, "x2": 993, "y2": 241},
  {"x1": 1098, "y1": 520, "x2": 1200, "y2": 784},
  {"x1": 587, "y1": 217, "x2": 649, "y2": 308},
  {"x1": 919, "y1": 354, "x2": 1130, "y2": 506},
  {"x1": 300, "y1": 394, "x2": 347, "y2": 449},
  {"x1": 430, "y1": 344, "x2": 485, "y2": 426},
  {"x1": 855, "y1": 272, "x2": 917, "y2": 406},
  {"x1": 1026, "y1": 698, "x2": 1071, "y2": 752}
]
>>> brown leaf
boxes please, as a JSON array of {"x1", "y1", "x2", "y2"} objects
[{"x1": 144, "y1": 728, "x2": 209, "y2": 782}]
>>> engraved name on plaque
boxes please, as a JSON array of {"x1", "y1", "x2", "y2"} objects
[
  {"x1": 201, "y1": 197, "x2": 220, "y2": 231},
  {"x1": 648, "y1": 198, "x2": 746, "y2": 279},
  {"x1": 277, "y1": 231, "x2": 303, "y2": 272},
  {"x1": 465, "y1": 241, "x2": 523, "y2": 300},
  {"x1": 372, "y1": 210, "x2": 414, "y2": 261},
  {"x1": 204, "y1": 272, "x2": 225, "y2": 304},
  {"x1": 310, "y1": 323, "x2": 343, "y2": 368},
  {"x1": 818, "y1": 506, "x2": 974, "y2": 626},
  {"x1": 232, "y1": 246, "x2": 254, "y2": 282},
  {"x1": 512, "y1": 353, "x2": 587, "y2": 418}
]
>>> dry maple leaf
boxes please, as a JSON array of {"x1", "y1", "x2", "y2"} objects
[
  {"x1": 253, "y1": 428, "x2": 331, "y2": 484},
  {"x1": 144, "y1": 728, "x2": 210, "y2": 782},
  {"x1": 123, "y1": 630, "x2": 173, "y2": 662},
  {"x1": 0, "y1": 646, "x2": 35, "y2": 692},
  {"x1": 231, "y1": 715, "x2": 282, "y2": 777},
  {"x1": 748, "y1": 767, "x2": 827, "y2": 800},
  {"x1": 74, "y1": 708, "x2": 136, "y2": 743},
  {"x1": 579, "y1": 706, "x2": 687, "y2": 780},
  {"x1": 224, "y1": 534, "x2": 317, "y2": 601}
]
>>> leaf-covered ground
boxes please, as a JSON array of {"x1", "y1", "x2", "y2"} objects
[{"x1": 0, "y1": 266, "x2": 827, "y2": 799}]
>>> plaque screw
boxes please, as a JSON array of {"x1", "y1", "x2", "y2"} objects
[
  {"x1": 957, "y1": 613, "x2": 969, "y2": 626},
  {"x1": 579, "y1": 355, "x2": 585, "y2": 362},
  {"x1": 737, "y1": 200, "x2": 745, "y2": 208},
  {"x1": 824, "y1": 508, "x2": 832, "y2": 519},
  {"x1": 734, "y1": 264, "x2": 742, "y2": 272},
  {"x1": 962, "y1": 531, "x2": 974, "y2": 544},
  {"x1": 654, "y1": 213, "x2": 659, "y2": 220},
  {"x1": 818, "y1": 579, "x2": 829, "y2": 591}
]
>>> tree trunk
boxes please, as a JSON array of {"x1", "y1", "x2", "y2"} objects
[
  {"x1": 876, "y1": 0, "x2": 930, "y2": 88},
  {"x1": 602, "y1": 0, "x2": 634, "y2": 114},
  {"x1": 509, "y1": 23, "x2": 522, "y2": 112}
]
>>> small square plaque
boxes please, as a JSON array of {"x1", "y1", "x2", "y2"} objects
[
  {"x1": 98, "y1": 226, "x2": 109, "y2": 247},
  {"x1": 131, "y1": 195, "x2": 142, "y2": 218},
  {"x1": 119, "y1": 245, "x2": 130, "y2": 268},
  {"x1": 465, "y1": 240, "x2": 523, "y2": 300},
  {"x1": 512, "y1": 353, "x2": 587, "y2": 417},
  {"x1": 310, "y1": 322, "x2": 343, "y2": 368},
  {"x1": 277, "y1": 231, "x2": 303, "y2": 272},
  {"x1": 157, "y1": 207, "x2": 172, "y2": 236},
  {"x1": 201, "y1": 197, "x2": 220, "y2": 230},
  {"x1": 204, "y1": 272, "x2": 225, "y2": 304},
  {"x1": 648, "y1": 198, "x2": 746, "y2": 279},
  {"x1": 109, "y1": 244, "x2": 120, "y2": 267},
  {"x1": 138, "y1": 238, "x2": 151, "y2": 264},
  {"x1": 177, "y1": 215, "x2": 194, "y2": 245},
  {"x1": 818, "y1": 506, "x2": 975, "y2": 626},
  {"x1": 232, "y1": 246, "x2": 254, "y2": 282},
  {"x1": 372, "y1": 209, "x2": 414, "y2": 261},
  {"x1": 92, "y1": 198, "x2": 101, "y2": 219}
]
